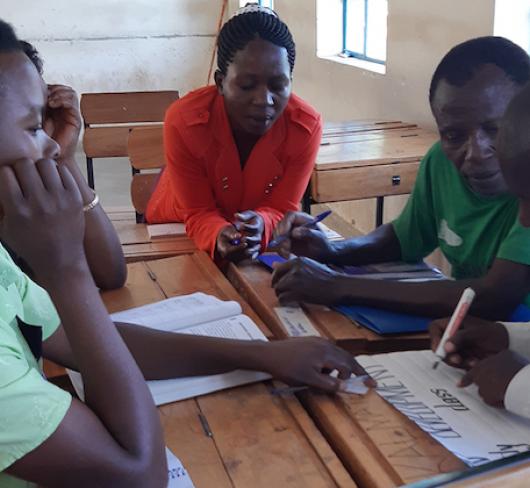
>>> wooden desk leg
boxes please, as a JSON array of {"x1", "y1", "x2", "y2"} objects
[
  {"x1": 302, "y1": 182, "x2": 312, "y2": 214},
  {"x1": 86, "y1": 156, "x2": 95, "y2": 189},
  {"x1": 376, "y1": 196, "x2": 384, "y2": 227}
]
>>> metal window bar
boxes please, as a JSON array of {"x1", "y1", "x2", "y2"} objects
[{"x1": 343, "y1": 0, "x2": 385, "y2": 65}]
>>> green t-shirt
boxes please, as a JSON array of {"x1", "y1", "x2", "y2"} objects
[
  {"x1": 0, "y1": 244, "x2": 71, "y2": 488},
  {"x1": 393, "y1": 142, "x2": 530, "y2": 306}
]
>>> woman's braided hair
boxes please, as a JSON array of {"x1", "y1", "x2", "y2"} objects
[{"x1": 217, "y1": 4, "x2": 295, "y2": 75}]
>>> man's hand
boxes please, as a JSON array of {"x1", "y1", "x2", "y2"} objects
[
  {"x1": 429, "y1": 316, "x2": 509, "y2": 369},
  {"x1": 0, "y1": 159, "x2": 85, "y2": 283},
  {"x1": 459, "y1": 350, "x2": 529, "y2": 407},
  {"x1": 259, "y1": 337, "x2": 376, "y2": 392},
  {"x1": 44, "y1": 85, "x2": 82, "y2": 165},
  {"x1": 271, "y1": 211, "x2": 335, "y2": 260},
  {"x1": 272, "y1": 256, "x2": 348, "y2": 305}
]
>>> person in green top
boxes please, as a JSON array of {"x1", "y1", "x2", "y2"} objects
[
  {"x1": 271, "y1": 36, "x2": 530, "y2": 320},
  {"x1": 0, "y1": 20, "x2": 372, "y2": 487}
]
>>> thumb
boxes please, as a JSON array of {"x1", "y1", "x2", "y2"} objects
[{"x1": 312, "y1": 373, "x2": 341, "y2": 393}]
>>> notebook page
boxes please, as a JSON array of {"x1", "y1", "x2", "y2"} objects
[
  {"x1": 68, "y1": 311, "x2": 270, "y2": 405},
  {"x1": 357, "y1": 350, "x2": 530, "y2": 466},
  {"x1": 110, "y1": 292, "x2": 242, "y2": 332}
]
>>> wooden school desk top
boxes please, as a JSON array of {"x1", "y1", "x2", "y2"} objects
[
  {"x1": 225, "y1": 260, "x2": 430, "y2": 353},
  {"x1": 100, "y1": 252, "x2": 355, "y2": 488},
  {"x1": 107, "y1": 208, "x2": 198, "y2": 262},
  {"x1": 225, "y1": 260, "x2": 465, "y2": 486}
]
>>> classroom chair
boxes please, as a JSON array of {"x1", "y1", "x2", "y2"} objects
[
  {"x1": 80, "y1": 90, "x2": 179, "y2": 189},
  {"x1": 127, "y1": 126, "x2": 166, "y2": 223}
]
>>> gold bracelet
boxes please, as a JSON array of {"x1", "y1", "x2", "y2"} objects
[{"x1": 83, "y1": 192, "x2": 100, "y2": 212}]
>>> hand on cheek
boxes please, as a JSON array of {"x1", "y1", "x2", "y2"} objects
[{"x1": 0, "y1": 159, "x2": 85, "y2": 282}]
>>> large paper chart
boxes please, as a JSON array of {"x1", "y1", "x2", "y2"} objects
[{"x1": 357, "y1": 350, "x2": 530, "y2": 466}]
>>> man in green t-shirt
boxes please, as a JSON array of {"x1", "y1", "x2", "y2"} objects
[{"x1": 272, "y1": 36, "x2": 530, "y2": 320}]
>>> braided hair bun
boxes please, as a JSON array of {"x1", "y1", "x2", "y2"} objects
[{"x1": 217, "y1": 4, "x2": 295, "y2": 75}]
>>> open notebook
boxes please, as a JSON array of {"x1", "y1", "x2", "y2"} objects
[{"x1": 67, "y1": 293, "x2": 270, "y2": 405}]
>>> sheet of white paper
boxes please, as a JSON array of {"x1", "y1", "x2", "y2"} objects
[
  {"x1": 340, "y1": 375, "x2": 369, "y2": 395},
  {"x1": 357, "y1": 350, "x2": 530, "y2": 466},
  {"x1": 166, "y1": 447, "x2": 195, "y2": 488},
  {"x1": 274, "y1": 306, "x2": 321, "y2": 337},
  {"x1": 68, "y1": 307, "x2": 271, "y2": 405},
  {"x1": 111, "y1": 292, "x2": 242, "y2": 332}
]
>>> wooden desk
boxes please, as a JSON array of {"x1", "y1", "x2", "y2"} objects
[
  {"x1": 311, "y1": 123, "x2": 438, "y2": 226},
  {"x1": 314, "y1": 127, "x2": 437, "y2": 203},
  {"x1": 107, "y1": 208, "x2": 197, "y2": 262},
  {"x1": 226, "y1": 261, "x2": 430, "y2": 353},
  {"x1": 100, "y1": 253, "x2": 356, "y2": 487},
  {"x1": 226, "y1": 261, "x2": 465, "y2": 486}
]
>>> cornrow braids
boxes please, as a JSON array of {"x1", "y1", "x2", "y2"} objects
[{"x1": 217, "y1": 7, "x2": 296, "y2": 75}]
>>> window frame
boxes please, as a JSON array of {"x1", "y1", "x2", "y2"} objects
[
  {"x1": 240, "y1": 0, "x2": 274, "y2": 8},
  {"x1": 342, "y1": 0, "x2": 386, "y2": 65}
]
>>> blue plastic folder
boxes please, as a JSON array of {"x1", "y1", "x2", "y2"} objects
[
  {"x1": 258, "y1": 254, "x2": 287, "y2": 270},
  {"x1": 258, "y1": 253, "x2": 530, "y2": 334}
]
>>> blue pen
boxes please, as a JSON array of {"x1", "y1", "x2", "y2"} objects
[
  {"x1": 268, "y1": 210, "x2": 332, "y2": 248},
  {"x1": 230, "y1": 222, "x2": 242, "y2": 246}
]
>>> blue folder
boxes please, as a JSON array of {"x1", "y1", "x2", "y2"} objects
[
  {"x1": 258, "y1": 254, "x2": 530, "y2": 334},
  {"x1": 334, "y1": 303, "x2": 530, "y2": 335}
]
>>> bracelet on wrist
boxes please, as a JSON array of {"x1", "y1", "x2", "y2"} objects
[{"x1": 83, "y1": 192, "x2": 100, "y2": 212}]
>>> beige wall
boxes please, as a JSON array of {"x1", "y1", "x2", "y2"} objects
[
  {"x1": 277, "y1": 0, "x2": 496, "y2": 128},
  {"x1": 3, "y1": 0, "x2": 226, "y2": 95}
]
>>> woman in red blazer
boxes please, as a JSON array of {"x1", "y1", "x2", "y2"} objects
[{"x1": 146, "y1": 4, "x2": 322, "y2": 261}]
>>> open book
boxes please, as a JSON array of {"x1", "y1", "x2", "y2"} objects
[{"x1": 67, "y1": 293, "x2": 270, "y2": 405}]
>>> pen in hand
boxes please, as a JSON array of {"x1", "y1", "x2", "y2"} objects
[
  {"x1": 230, "y1": 222, "x2": 242, "y2": 246},
  {"x1": 432, "y1": 287, "x2": 476, "y2": 370},
  {"x1": 269, "y1": 210, "x2": 332, "y2": 248}
]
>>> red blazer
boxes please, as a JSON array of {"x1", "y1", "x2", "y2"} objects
[{"x1": 146, "y1": 85, "x2": 322, "y2": 256}]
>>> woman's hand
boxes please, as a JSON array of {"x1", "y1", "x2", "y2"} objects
[
  {"x1": 429, "y1": 316, "x2": 509, "y2": 369},
  {"x1": 259, "y1": 337, "x2": 376, "y2": 392},
  {"x1": 272, "y1": 256, "x2": 348, "y2": 305},
  {"x1": 234, "y1": 210, "x2": 264, "y2": 259},
  {"x1": 0, "y1": 159, "x2": 85, "y2": 283},
  {"x1": 459, "y1": 350, "x2": 528, "y2": 407},
  {"x1": 216, "y1": 211, "x2": 264, "y2": 262},
  {"x1": 44, "y1": 85, "x2": 82, "y2": 165},
  {"x1": 271, "y1": 211, "x2": 335, "y2": 260}
]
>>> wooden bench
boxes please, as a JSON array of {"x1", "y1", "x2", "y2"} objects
[{"x1": 81, "y1": 90, "x2": 178, "y2": 189}]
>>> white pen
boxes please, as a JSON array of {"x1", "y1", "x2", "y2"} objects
[{"x1": 433, "y1": 287, "x2": 476, "y2": 369}]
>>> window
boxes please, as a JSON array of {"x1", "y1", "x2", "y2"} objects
[
  {"x1": 342, "y1": 0, "x2": 388, "y2": 65},
  {"x1": 239, "y1": 0, "x2": 274, "y2": 8},
  {"x1": 494, "y1": 0, "x2": 530, "y2": 54}
]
